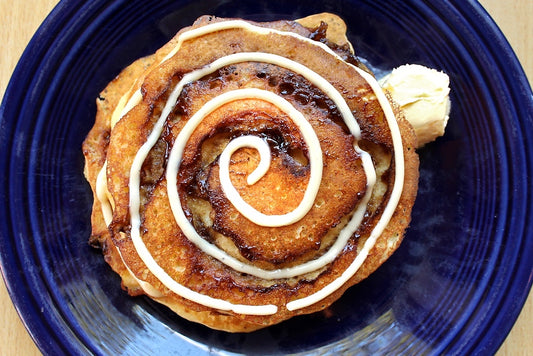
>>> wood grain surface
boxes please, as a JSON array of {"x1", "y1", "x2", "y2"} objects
[{"x1": 0, "y1": 0, "x2": 531, "y2": 355}]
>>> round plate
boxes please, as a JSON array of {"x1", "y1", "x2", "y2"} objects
[{"x1": 1, "y1": 0, "x2": 532, "y2": 355}]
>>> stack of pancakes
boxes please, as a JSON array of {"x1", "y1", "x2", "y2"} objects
[{"x1": 82, "y1": 13, "x2": 419, "y2": 332}]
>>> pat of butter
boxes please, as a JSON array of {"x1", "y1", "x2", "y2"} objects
[{"x1": 380, "y1": 64, "x2": 451, "y2": 147}]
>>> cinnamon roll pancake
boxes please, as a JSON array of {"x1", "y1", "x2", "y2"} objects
[{"x1": 82, "y1": 13, "x2": 419, "y2": 332}]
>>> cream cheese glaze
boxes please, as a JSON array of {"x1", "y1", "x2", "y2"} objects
[{"x1": 95, "y1": 19, "x2": 406, "y2": 315}]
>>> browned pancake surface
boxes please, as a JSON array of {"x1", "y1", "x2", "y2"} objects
[{"x1": 82, "y1": 13, "x2": 419, "y2": 332}]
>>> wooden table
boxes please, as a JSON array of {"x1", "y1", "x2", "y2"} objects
[{"x1": 0, "y1": 1, "x2": 531, "y2": 355}]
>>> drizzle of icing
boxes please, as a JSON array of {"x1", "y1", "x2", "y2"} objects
[
  {"x1": 97, "y1": 19, "x2": 406, "y2": 315},
  {"x1": 225, "y1": 135, "x2": 271, "y2": 186},
  {"x1": 168, "y1": 88, "x2": 323, "y2": 229},
  {"x1": 218, "y1": 95, "x2": 322, "y2": 227}
]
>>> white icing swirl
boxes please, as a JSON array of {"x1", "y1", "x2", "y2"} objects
[
  {"x1": 218, "y1": 95, "x2": 322, "y2": 227},
  {"x1": 222, "y1": 135, "x2": 271, "y2": 186},
  {"x1": 96, "y1": 19, "x2": 406, "y2": 315},
  {"x1": 169, "y1": 88, "x2": 323, "y2": 229}
]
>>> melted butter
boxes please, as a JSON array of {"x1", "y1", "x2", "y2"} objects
[{"x1": 98, "y1": 20, "x2": 405, "y2": 315}]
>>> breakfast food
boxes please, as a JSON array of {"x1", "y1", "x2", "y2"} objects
[{"x1": 82, "y1": 13, "x2": 443, "y2": 332}]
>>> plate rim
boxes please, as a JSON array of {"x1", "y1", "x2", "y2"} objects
[{"x1": 0, "y1": 0, "x2": 532, "y2": 355}]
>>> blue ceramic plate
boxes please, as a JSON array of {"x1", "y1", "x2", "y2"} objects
[{"x1": 1, "y1": 0, "x2": 532, "y2": 355}]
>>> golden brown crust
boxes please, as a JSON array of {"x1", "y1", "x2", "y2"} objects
[{"x1": 82, "y1": 13, "x2": 419, "y2": 332}]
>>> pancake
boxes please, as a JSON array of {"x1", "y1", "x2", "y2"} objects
[{"x1": 82, "y1": 13, "x2": 419, "y2": 332}]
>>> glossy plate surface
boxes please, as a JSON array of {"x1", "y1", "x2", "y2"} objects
[{"x1": 1, "y1": 0, "x2": 532, "y2": 355}]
